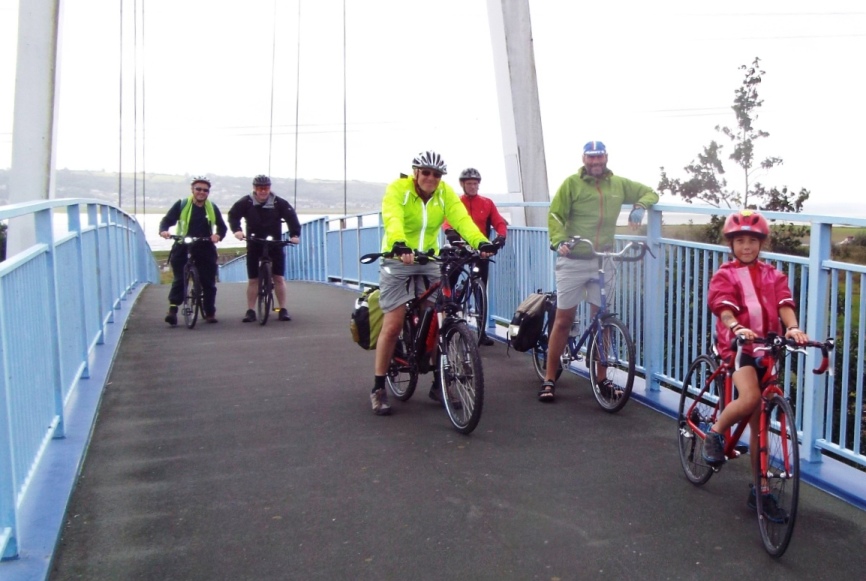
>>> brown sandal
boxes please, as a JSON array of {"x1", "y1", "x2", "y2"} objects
[{"x1": 538, "y1": 380, "x2": 556, "y2": 402}]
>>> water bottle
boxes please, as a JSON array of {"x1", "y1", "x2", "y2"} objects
[{"x1": 569, "y1": 321, "x2": 580, "y2": 337}]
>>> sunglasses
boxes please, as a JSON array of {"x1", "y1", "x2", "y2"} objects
[
  {"x1": 420, "y1": 169, "x2": 442, "y2": 179},
  {"x1": 194, "y1": 187, "x2": 210, "y2": 193}
]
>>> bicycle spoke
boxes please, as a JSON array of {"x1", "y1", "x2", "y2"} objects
[
  {"x1": 756, "y1": 394, "x2": 799, "y2": 557},
  {"x1": 677, "y1": 355, "x2": 720, "y2": 486},
  {"x1": 440, "y1": 323, "x2": 484, "y2": 434},
  {"x1": 588, "y1": 317, "x2": 634, "y2": 413}
]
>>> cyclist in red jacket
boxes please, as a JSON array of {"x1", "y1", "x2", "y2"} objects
[
  {"x1": 705, "y1": 209, "x2": 809, "y2": 519},
  {"x1": 443, "y1": 168, "x2": 507, "y2": 345}
]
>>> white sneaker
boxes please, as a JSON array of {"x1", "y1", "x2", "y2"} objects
[{"x1": 370, "y1": 388, "x2": 392, "y2": 416}]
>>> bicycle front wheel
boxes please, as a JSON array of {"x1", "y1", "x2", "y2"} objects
[
  {"x1": 756, "y1": 394, "x2": 800, "y2": 558},
  {"x1": 465, "y1": 279, "x2": 488, "y2": 344},
  {"x1": 677, "y1": 355, "x2": 721, "y2": 486},
  {"x1": 183, "y1": 267, "x2": 201, "y2": 329},
  {"x1": 439, "y1": 322, "x2": 484, "y2": 434},
  {"x1": 588, "y1": 316, "x2": 635, "y2": 413},
  {"x1": 386, "y1": 317, "x2": 419, "y2": 401},
  {"x1": 257, "y1": 261, "x2": 273, "y2": 325}
]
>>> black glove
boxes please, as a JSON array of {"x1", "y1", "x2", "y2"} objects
[
  {"x1": 492, "y1": 235, "x2": 506, "y2": 248},
  {"x1": 391, "y1": 241, "x2": 412, "y2": 256},
  {"x1": 478, "y1": 242, "x2": 498, "y2": 255},
  {"x1": 444, "y1": 228, "x2": 461, "y2": 244}
]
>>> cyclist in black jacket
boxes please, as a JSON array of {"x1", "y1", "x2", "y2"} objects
[
  {"x1": 227, "y1": 174, "x2": 302, "y2": 322},
  {"x1": 158, "y1": 176, "x2": 228, "y2": 325}
]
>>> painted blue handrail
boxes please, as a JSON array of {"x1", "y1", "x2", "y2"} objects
[{"x1": 0, "y1": 199, "x2": 158, "y2": 561}]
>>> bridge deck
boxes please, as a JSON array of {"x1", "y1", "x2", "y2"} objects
[{"x1": 48, "y1": 282, "x2": 866, "y2": 579}]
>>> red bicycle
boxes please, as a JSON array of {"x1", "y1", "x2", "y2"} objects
[{"x1": 677, "y1": 333, "x2": 834, "y2": 557}]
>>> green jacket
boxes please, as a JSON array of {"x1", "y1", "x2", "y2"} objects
[
  {"x1": 548, "y1": 167, "x2": 658, "y2": 257},
  {"x1": 380, "y1": 177, "x2": 489, "y2": 253}
]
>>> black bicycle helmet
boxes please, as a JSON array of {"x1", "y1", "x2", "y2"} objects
[
  {"x1": 411, "y1": 151, "x2": 447, "y2": 175},
  {"x1": 459, "y1": 168, "x2": 481, "y2": 182},
  {"x1": 252, "y1": 174, "x2": 272, "y2": 187},
  {"x1": 190, "y1": 176, "x2": 211, "y2": 187}
]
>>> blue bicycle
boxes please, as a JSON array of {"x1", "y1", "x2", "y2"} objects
[{"x1": 531, "y1": 237, "x2": 649, "y2": 413}]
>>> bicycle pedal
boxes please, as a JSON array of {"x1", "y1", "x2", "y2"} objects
[{"x1": 733, "y1": 443, "x2": 749, "y2": 455}]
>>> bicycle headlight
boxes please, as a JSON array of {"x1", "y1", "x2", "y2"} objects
[{"x1": 183, "y1": 236, "x2": 193, "y2": 244}]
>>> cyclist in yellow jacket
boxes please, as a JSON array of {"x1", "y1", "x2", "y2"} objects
[{"x1": 370, "y1": 151, "x2": 497, "y2": 415}]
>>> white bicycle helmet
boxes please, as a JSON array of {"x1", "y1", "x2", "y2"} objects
[{"x1": 411, "y1": 150, "x2": 448, "y2": 175}]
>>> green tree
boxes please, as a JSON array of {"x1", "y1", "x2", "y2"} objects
[{"x1": 658, "y1": 57, "x2": 810, "y2": 253}]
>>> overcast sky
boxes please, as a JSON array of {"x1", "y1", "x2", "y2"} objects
[{"x1": 1, "y1": 0, "x2": 864, "y2": 215}]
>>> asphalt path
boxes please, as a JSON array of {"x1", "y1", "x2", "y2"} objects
[{"x1": 49, "y1": 282, "x2": 866, "y2": 580}]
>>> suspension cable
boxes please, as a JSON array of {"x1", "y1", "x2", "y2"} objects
[
  {"x1": 141, "y1": 0, "x2": 147, "y2": 220},
  {"x1": 118, "y1": 0, "x2": 124, "y2": 208},
  {"x1": 133, "y1": 0, "x2": 138, "y2": 215},
  {"x1": 342, "y1": 0, "x2": 347, "y2": 216},
  {"x1": 267, "y1": 0, "x2": 278, "y2": 175},
  {"x1": 293, "y1": 0, "x2": 302, "y2": 208}
]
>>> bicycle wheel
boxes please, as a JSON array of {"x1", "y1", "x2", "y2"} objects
[
  {"x1": 588, "y1": 316, "x2": 635, "y2": 412},
  {"x1": 386, "y1": 317, "x2": 419, "y2": 401},
  {"x1": 756, "y1": 394, "x2": 800, "y2": 558},
  {"x1": 532, "y1": 310, "x2": 564, "y2": 382},
  {"x1": 465, "y1": 279, "x2": 488, "y2": 344},
  {"x1": 183, "y1": 266, "x2": 201, "y2": 329},
  {"x1": 439, "y1": 322, "x2": 484, "y2": 434},
  {"x1": 257, "y1": 261, "x2": 273, "y2": 325},
  {"x1": 677, "y1": 355, "x2": 721, "y2": 486}
]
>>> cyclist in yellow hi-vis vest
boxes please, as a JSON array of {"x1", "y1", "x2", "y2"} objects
[{"x1": 158, "y1": 176, "x2": 228, "y2": 325}]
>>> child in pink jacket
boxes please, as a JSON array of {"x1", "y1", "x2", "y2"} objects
[{"x1": 704, "y1": 210, "x2": 809, "y2": 521}]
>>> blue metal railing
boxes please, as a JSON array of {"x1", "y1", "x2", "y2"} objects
[{"x1": 0, "y1": 199, "x2": 158, "y2": 561}]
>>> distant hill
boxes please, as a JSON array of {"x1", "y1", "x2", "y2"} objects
[{"x1": 0, "y1": 169, "x2": 388, "y2": 214}]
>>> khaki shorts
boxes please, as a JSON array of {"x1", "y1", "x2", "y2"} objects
[
  {"x1": 378, "y1": 259, "x2": 442, "y2": 313},
  {"x1": 555, "y1": 256, "x2": 616, "y2": 310}
]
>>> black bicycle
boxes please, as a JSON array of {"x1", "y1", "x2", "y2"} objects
[
  {"x1": 360, "y1": 244, "x2": 496, "y2": 434},
  {"x1": 451, "y1": 242, "x2": 492, "y2": 345},
  {"x1": 169, "y1": 235, "x2": 210, "y2": 329},
  {"x1": 248, "y1": 234, "x2": 296, "y2": 325}
]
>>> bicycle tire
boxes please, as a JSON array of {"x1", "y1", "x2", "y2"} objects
[
  {"x1": 386, "y1": 317, "x2": 419, "y2": 401},
  {"x1": 532, "y1": 308, "x2": 564, "y2": 382},
  {"x1": 677, "y1": 354, "x2": 721, "y2": 486},
  {"x1": 756, "y1": 394, "x2": 800, "y2": 558},
  {"x1": 439, "y1": 322, "x2": 484, "y2": 434},
  {"x1": 466, "y1": 278, "x2": 488, "y2": 345},
  {"x1": 183, "y1": 266, "x2": 201, "y2": 329},
  {"x1": 257, "y1": 261, "x2": 273, "y2": 325},
  {"x1": 588, "y1": 316, "x2": 635, "y2": 413}
]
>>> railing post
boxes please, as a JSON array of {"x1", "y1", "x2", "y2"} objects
[
  {"x1": 644, "y1": 208, "x2": 664, "y2": 391},
  {"x1": 801, "y1": 220, "x2": 832, "y2": 463},
  {"x1": 35, "y1": 208, "x2": 66, "y2": 440},
  {"x1": 68, "y1": 205, "x2": 90, "y2": 379}
]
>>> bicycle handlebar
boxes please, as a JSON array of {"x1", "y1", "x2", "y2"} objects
[
  {"x1": 360, "y1": 243, "x2": 493, "y2": 265},
  {"x1": 169, "y1": 235, "x2": 211, "y2": 244},
  {"x1": 247, "y1": 234, "x2": 298, "y2": 247},
  {"x1": 733, "y1": 333, "x2": 835, "y2": 375},
  {"x1": 563, "y1": 236, "x2": 654, "y2": 261}
]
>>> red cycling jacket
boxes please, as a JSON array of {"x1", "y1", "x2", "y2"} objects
[
  {"x1": 443, "y1": 194, "x2": 508, "y2": 239},
  {"x1": 708, "y1": 259, "x2": 796, "y2": 361}
]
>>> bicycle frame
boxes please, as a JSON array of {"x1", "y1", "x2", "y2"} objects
[{"x1": 683, "y1": 335, "x2": 834, "y2": 463}]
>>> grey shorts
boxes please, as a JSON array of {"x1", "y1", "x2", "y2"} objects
[
  {"x1": 378, "y1": 259, "x2": 442, "y2": 313},
  {"x1": 554, "y1": 256, "x2": 616, "y2": 310}
]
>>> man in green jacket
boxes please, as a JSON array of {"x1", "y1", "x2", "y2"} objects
[
  {"x1": 538, "y1": 141, "x2": 658, "y2": 402},
  {"x1": 370, "y1": 150, "x2": 497, "y2": 416}
]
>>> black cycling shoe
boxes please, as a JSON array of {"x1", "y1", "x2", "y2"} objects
[
  {"x1": 242, "y1": 309, "x2": 256, "y2": 323},
  {"x1": 164, "y1": 306, "x2": 178, "y2": 326},
  {"x1": 278, "y1": 308, "x2": 291, "y2": 321},
  {"x1": 479, "y1": 334, "x2": 495, "y2": 346}
]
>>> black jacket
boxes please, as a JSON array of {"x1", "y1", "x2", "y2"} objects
[
  {"x1": 227, "y1": 194, "x2": 302, "y2": 239},
  {"x1": 159, "y1": 199, "x2": 228, "y2": 240}
]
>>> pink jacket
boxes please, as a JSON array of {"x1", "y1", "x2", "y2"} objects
[{"x1": 708, "y1": 260, "x2": 796, "y2": 360}]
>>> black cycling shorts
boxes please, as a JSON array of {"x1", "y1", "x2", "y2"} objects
[{"x1": 246, "y1": 242, "x2": 286, "y2": 279}]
